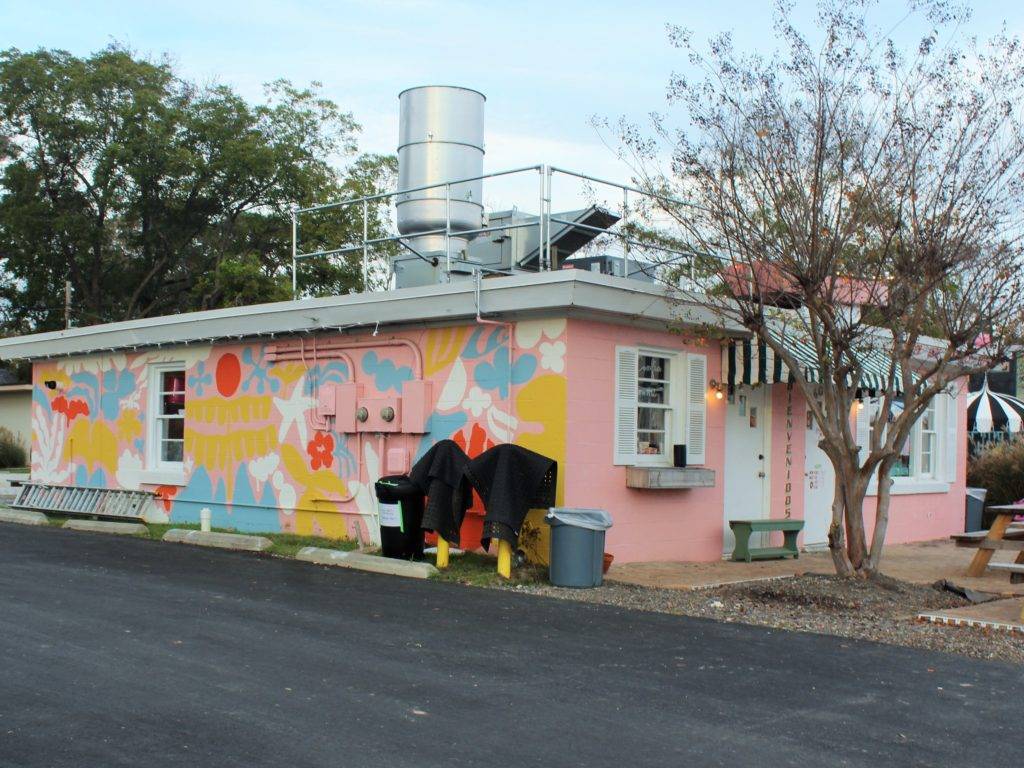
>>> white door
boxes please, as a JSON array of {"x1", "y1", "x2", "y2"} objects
[
  {"x1": 803, "y1": 408, "x2": 835, "y2": 548},
  {"x1": 723, "y1": 386, "x2": 770, "y2": 554}
]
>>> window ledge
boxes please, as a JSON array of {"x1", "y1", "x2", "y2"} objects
[
  {"x1": 136, "y1": 468, "x2": 187, "y2": 487},
  {"x1": 867, "y1": 479, "x2": 951, "y2": 497},
  {"x1": 626, "y1": 466, "x2": 715, "y2": 489}
]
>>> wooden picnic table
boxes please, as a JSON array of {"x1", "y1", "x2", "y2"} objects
[{"x1": 956, "y1": 504, "x2": 1024, "y2": 578}]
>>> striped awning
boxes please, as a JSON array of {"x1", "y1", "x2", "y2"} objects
[{"x1": 722, "y1": 336, "x2": 902, "y2": 392}]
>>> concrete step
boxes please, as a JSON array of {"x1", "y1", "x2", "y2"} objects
[
  {"x1": 63, "y1": 519, "x2": 149, "y2": 536},
  {"x1": 296, "y1": 547, "x2": 438, "y2": 579},
  {"x1": 0, "y1": 509, "x2": 49, "y2": 526},
  {"x1": 162, "y1": 529, "x2": 272, "y2": 552}
]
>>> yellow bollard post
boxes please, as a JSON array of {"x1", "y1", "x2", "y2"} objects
[
  {"x1": 436, "y1": 536, "x2": 450, "y2": 569},
  {"x1": 497, "y1": 539, "x2": 512, "y2": 579}
]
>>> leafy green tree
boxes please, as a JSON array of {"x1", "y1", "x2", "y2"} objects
[{"x1": 0, "y1": 45, "x2": 394, "y2": 333}]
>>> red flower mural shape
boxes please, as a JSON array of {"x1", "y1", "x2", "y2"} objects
[
  {"x1": 52, "y1": 395, "x2": 90, "y2": 421},
  {"x1": 155, "y1": 485, "x2": 179, "y2": 513},
  {"x1": 453, "y1": 422, "x2": 494, "y2": 459},
  {"x1": 307, "y1": 432, "x2": 335, "y2": 471},
  {"x1": 453, "y1": 423, "x2": 494, "y2": 515}
]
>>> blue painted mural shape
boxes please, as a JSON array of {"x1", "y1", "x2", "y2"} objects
[
  {"x1": 241, "y1": 347, "x2": 281, "y2": 395},
  {"x1": 414, "y1": 411, "x2": 469, "y2": 462},
  {"x1": 188, "y1": 361, "x2": 213, "y2": 397},
  {"x1": 474, "y1": 347, "x2": 537, "y2": 399},
  {"x1": 461, "y1": 326, "x2": 505, "y2": 360},
  {"x1": 361, "y1": 351, "x2": 413, "y2": 394},
  {"x1": 100, "y1": 369, "x2": 136, "y2": 421}
]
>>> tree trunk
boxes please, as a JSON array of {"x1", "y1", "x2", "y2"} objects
[
  {"x1": 844, "y1": 474, "x2": 872, "y2": 574},
  {"x1": 864, "y1": 457, "x2": 897, "y2": 574},
  {"x1": 828, "y1": 478, "x2": 854, "y2": 576}
]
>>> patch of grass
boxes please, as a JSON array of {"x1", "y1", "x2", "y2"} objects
[
  {"x1": 263, "y1": 532, "x2": 359, "y2": 558},
  {"x1": 45, "y1": 517, "x2": 358, "y2": 556},
  {"x1": 429, "y1": 550, "x2": 547, "y2": 588}
]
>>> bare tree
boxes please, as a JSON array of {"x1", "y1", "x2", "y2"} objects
[{"x1": 611, "y1": 0, "x2": 1024, "y2": 576}]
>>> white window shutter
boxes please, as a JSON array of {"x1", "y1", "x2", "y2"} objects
[
  {"x1": 686, "y1": 353, "x2": 708, "y2": 465},
  {"x1": 941, "y1": 391, "x2": 959, "y2": 483},
  {"x1": 613, "y1": 346, "x2": 639, "y2": 465}
]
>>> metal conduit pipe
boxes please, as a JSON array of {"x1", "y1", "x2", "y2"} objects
[
  {"x1": 266, "y1": 338, "x2": 423, "y2": 379},
  {"x1": 474, "y1": 269, "x2": 516, "y2": 444}
]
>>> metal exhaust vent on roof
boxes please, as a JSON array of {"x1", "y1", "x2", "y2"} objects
[{"x1": 394, "y1": 85, "x2": 485, "y2": 288}]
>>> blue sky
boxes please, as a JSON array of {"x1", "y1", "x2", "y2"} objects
[{"x1": 3, "y1": 0, "x2": 1021, "y2": 202}]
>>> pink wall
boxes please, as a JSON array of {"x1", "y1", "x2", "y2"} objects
[
  {"x1": 862, "y1": 382, "x2": 968, "y2": 545},
  {"x1": 565, "y1": 318, "x2": 968, "y2": 564},
  {"x1": 770, "y1": 384, "x2": 967, "y2": 548},
  {"x1": 564, "y1": 320, "x2": 727, "y2": 563}
]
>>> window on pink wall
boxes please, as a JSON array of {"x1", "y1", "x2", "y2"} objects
[
  {"x1": 615, "y1": 346, "x2": 708, "y2": 466},
  {"x1": 637, "y1": 353, "x2": 673, "y2": 458}
]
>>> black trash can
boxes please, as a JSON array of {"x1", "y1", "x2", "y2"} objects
[{"x1": 374, "y1": 475, "x2": 426, "y2": 560}]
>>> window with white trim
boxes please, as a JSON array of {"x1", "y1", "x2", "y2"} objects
[
  {"x1": 637, "y1": 353, "x2": 672, "y2": 459},
  {"x1": 148, "y1": 365, "x2": 186, "y2": 469},
  {"x1": 614, "y1": 347, "x2": 707, "y2": 466},
  {"x1": 888, "y1": 395, "x2": 938, "y2": 479},
  {"x1": 861, "y1": 394, "x2": 954, "y2": 482}
]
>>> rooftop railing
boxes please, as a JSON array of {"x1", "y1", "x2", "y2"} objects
[{"x1": 290, "y1": 165, "x2": 703, "y2": 298}]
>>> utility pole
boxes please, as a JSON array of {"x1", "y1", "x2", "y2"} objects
[{"x1": 64, "y1": 280, "x2": 72, "y2": 329}]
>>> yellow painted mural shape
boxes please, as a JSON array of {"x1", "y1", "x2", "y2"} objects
[
  {"x1": 513, "y1": 373, "x2": 568, "y2": 565},
  {"x1": 64, "y1": 418, "x2": 119, "y2": 477},
  {"x1": 279, "y1": 444, "x2": 353, "y2": 540},
  {"x1": 424, "y1": 327, "x2": 469, "y2": 376}
]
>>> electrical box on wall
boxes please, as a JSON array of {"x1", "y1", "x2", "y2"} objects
[
  {"x1": 358, "y1": 396, "x2": 402, "y2": 433},
  {"x1": 325, "y1": 379, "x2": 431, "y2": 435},
  {"x1": 316, "y1": 386, "x2": 337, "y2": 417},
  {"x1": 401, "y1": 380, "x2": 432, "y2": 434},
  {"x1": 330, "y1": 383, "x2": 363, "y2": 433}
]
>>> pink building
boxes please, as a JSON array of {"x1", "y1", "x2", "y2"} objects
[
  {"x1": 0, "y1": 269, "x2": 967, "y2": 564},
  {"x1": 0, "y1": 86, "x2": 968, "y2": 563}
]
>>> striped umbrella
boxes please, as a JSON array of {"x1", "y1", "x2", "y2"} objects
[{"x1": 967, "y1": 376, "x2": 1024, "y2": 433}]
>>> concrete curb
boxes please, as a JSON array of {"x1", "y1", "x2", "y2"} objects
[
  {"x1": 296, "y1": 547, "x2": 438, "y2": 579},
  {"x1": 63, "y1": 519, "x2": 149, "y2": 536},
  {"x1": 162, "y1": 529, "x2": 273, "y2": 552},
  {"x1": 0, "y1": 508, "x2": 49, "y2": 526}
]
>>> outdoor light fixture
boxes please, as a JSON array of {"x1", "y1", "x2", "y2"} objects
[{"x1": 709, "y1": 379, "x2": 725, "y2": 400}]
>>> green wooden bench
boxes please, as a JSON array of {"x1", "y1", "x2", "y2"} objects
[{"x1": 729, "y1": 519, "x2": 805, "y2": 562}]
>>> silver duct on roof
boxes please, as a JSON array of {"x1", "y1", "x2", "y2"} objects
[{"x1": 395, "y1": 85, "x2": 485, "y2": 286}]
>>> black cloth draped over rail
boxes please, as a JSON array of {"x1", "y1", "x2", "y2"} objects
[
  {"x1": 409, "y1": 439, "x2": 471, "y2": 547},
  {"x1": 464, "y1": 444, "x2": 557, "y2": 551}
]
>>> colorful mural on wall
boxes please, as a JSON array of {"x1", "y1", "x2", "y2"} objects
[{"x1": 30, "y1": 319, "x2": 568, "y2": 553}]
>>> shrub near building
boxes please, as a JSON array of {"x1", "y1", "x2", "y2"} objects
[
  {"x1": 0, "y1": 426, "x2": 26, "y2": 469},
  {"x1": 967, "y1": 438, "x2": 1024, "y2": 512}
]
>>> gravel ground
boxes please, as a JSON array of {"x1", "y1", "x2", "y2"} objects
[{"x1": 503, "y1": 573, "x2": 1024, "y2": 663}]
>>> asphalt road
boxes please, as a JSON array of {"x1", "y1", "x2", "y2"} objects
[{"x1": 0, "y1": 524, "x2": 1020, "y2": 768}]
